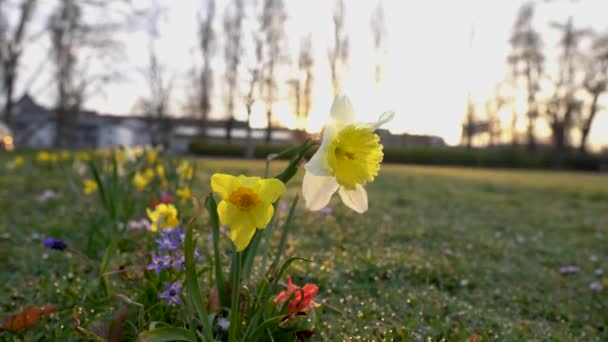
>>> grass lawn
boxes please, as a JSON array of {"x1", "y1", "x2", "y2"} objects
[{"x1": 1, "y1": 156, "x2": 607, "y2": 340}]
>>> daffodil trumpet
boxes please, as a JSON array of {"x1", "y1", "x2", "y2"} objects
[{"x1": 303, "y1": 95, "x2": 394, "y2": 213}]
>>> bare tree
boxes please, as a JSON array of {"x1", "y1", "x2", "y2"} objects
[
  {"x1": 136, "y1": 1, "x2": 173, "y2": 148},
  {"x1": 260, "y1": 0, "x2": 286, "y2": 143},
  {"x1": 223, "y1": 0, "x2": 244, "y2": 142},
  {"x1": 507, "y1": 2, "x2": 544, "y2": 151},
  {"x1": 49, "y1": 0, "x2": 125, "y2": 148},
  {"x1": 299, "y1": 35, "x2": 314, "y2": 129},
  {"x1": 370, "y1": 0, "x2": 386, "y2": 87},
  {"x1": 197, "y1": 0, "x2": 215, "y2": 140},
  {"x1": 244, "y1": 29, "x2": 263, "y2": 144},
  {"x1": 329, "y1": 0, "x2": 349, "y2": 96},
  {"x1": 579, "y1": 34, "x2": 608, "y2": 152},
  {"x1": 0, "y1": 0, "x2": 37, "y2": 130},
  {"x1": 545, "y1": 18, "x2": 588, "y2": 152},
  {"x1": 289, "y1": 35, "x2": 313, "y2": 133}
]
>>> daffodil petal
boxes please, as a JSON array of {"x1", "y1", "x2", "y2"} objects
[
  {"x1": 338, "y1": 185, "x2": 368, "y2": 213},
  {"x1": 330, "y1": 94, "x2": 355, "y2": 125},
  {"x1": 371, "y1": 111, "x2": 395, "y2": 130},
  {"x1": 305, "y1": 125, "x2": 336, "y2": 177},
  {"x1": 238, "y1": 175, "x2": 261, "y2": 189},
  {"x1": 302, "y1": 172, "x2": 339, "y2": 211},
  {"x1": 230, "y1": 221, "x2": 257, "y2": 252},
  {"x1": 211, "y1": 174, "x2": 241, "y2": 199},
  {"x1": 250, "y1": 203, "x2": 274, "y2": 228},
  {"x1": 217, "y1": 200, "x2": 238, "y2": 226},
  {"x1": 257, "y1": 178, "x2": 286, "y2": 203}
]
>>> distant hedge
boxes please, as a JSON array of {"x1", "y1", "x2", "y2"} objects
[{"x1": 188, "y1": 139, "x2": 606, "y2": 172}]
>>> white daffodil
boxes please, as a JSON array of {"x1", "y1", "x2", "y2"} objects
[{"x1": 302, "y1": 95, "x2": 394, "y2": 213}]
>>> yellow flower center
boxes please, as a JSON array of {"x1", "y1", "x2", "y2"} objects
[
  {"x1": 326, "y1": 125, "x2": 383, "y2": 190},
  {"x1": 229, "y1": 187, "x2": 261, "y2": 211}
]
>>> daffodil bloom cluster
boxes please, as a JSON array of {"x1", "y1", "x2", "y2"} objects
[
  {"x1": 303, "y1": 95, "x2": 393, "y2": 213},
  {"x1": 7, "y1": 155, "x2": 24, "y2": 169},
  {"x1": 211, "y1": 174, "x2": 286, "y2": 251},
  {"x1": 147, "y1": 203, "x2": 179, "y2": 232},
  {"x1": 177, "y1": 161, "x2": 194, "y2": 182},
  {"x1": 36, "y1": 151, "x2": 59, "y2": 163},
  {"x1": 84, "y1": 179, "x2": 97, "y2": 195},
  {"x1": 176, "y1": 185, "x2": 191, "y2": 202},
  {"x1": 133, "y1": 169, "x2": 155, "y2": 191}
]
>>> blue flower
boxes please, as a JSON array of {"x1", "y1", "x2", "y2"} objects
[
  {"x1": 43, "y1": 237, "x2": 67, "y2": 250},
  {"x1": 159, "y1": 281, "x2": 182, "y2": 305},
  {"x1": 147, "y1": 252, "x2": 173, "y2": 273},
  {"x1": 155, "y1": 227, "x2": 184, "y2": 251},
  {"x1": 171, "y1": 254, "x2": 185, "y2": 270}
]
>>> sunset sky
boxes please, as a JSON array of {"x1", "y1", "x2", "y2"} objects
[{"x1": 18, "y1": 0, "x2": 608, "y2": 148}]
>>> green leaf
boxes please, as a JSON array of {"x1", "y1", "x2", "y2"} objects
[
  {"x1": 88, "y1": 160, "x2": 107, "y2": 211},
  {"x1": 205, "y1": 194, "x2": 229, "y2": 307},
  {"x1": 139, "y1": 327, "x2": 197, "y2": 342},
  {"x1": 273, "y1": 195, "x2": 299, "y2": 268},
  {"x1": 273, "y1": 140, "x2": 313, "y2": 184},
  {"x1": 185, "y1": 219, "x2": 214, "y2": 342},
  {"x1": 228, "y1": 250, "x2": 242, "y2": 342},
  {"x1": 246, "y1": 315, "x2": 284, "y2": 342}
]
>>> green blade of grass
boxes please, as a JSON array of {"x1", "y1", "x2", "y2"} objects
[
  {"x1": 139, "y1": 327, "x2": 197, "y2": 342},
  {"x1": 205, "y1": 194, "x2": 229, "y2": 307},
  {"x1": 185, "y1": 219, "x2": 214, "y2": 342}
]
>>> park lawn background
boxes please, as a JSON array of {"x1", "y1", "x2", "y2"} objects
[{"x1": 1, "y1": 156, "x2": 607, "y2": 340}]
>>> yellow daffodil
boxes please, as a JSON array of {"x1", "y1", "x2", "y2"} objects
[
  {"x1": 36, "y1": 151, "x2": 50, "y2": 162},
  {"x1": 146, "y1": 149, "x2": 158, "y2": 164},
  {"x1": 74, "y1": 151, "x2": 91, "y2": 161},
  {"x1": 211, "y1": 174, "x2": 286, "y2": 251},
  {"x1": 133, "y1": 172, "x2": 151, "y2": 191},
  {"x1": 133, "y1": 146, "x2": 144, "y2": 157},
  {"x1": 156, "y1": 165, "x2": 165, "y2": 179},
  {"x1": 84, "y1": 179, "x2": 97, "y2": 195},
  {"x1": 13, "y1": 156, "x2": 24, "y2": 167},
  {"x1": 176, "y1": 185, "x2": 191, "y2": 202},
  {"x1": 177, "y1": 161, "x2": 194, "y2": 181},
  {"x1": 302, "y1": 95, "x2": 393, "y2": 213},
  {"x1": 60, "y1": 150, "x2": 70, "y2": 160},
  {"x1": 146, "y1": 203, "x2": 179, "y2": 232},
  {"x1": 143, "y1": 168, "x2": 155, "y2": 180}
]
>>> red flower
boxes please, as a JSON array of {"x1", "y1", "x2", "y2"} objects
[
  {"x1": 151, "y1": 193, "x2": 174, "y2": 208},
  {"x1": 161, "y1": 193, "x2": 173, "y2": 204},
  {"x1": 273, "y1": 276, "x2": 318, "y2": 314}
]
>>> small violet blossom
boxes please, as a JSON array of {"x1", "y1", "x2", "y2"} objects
[
  {"x1": 590, "y1": 281, "x2": 603, "y2": 292},
  {"x1": 43, "y1": 237, "x2": 67, "y2": 251},
  {"x1": 159, "y1": 281, "x2": 182, "y2": 305},
  {"x1": 559, "y1": 265, "x2": 579, "y2": 275},
  {"x1": 147, "y1": 252, "x2": 173, "y2": 273}
]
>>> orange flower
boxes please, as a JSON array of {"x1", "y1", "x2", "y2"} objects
[{"x1": 273, "y1": 276, "x2": 319, "y2": 314}]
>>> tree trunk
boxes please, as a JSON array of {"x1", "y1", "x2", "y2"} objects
[
  {"x1": 579, "y1": 91, "x2": 600, "y2": 153},
  {"x1": 265, "y1": 107, "x2": 272, "y2": 143},
  {"x1": 3, "y1": 66, "x2": 16, "y2": 129}
]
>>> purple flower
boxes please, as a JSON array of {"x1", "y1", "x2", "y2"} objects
[
  {"x1": 43, "y1": 237, "x2": 67, "y2": 250},
  {"x1": 559, "y1": 265, "x2": 579, "y2": 275},
  {"x1": 279, "y1": 200, "x2": 289, "y2": 213},
  {"x1": 590, "y1": 281, "x2": 603, "y2": 292},
  {"x1": 156, "y1": 227, "x2": 185, "y2": 251},
  {"x1": 320, "y1": 206, "x2": 333, "y2": 215},
  {"x1": 171, "y1": 254, "x2": 185, "y2": 270},
  {"x1": 159, "y1": 281, "x2": 182, "y2": 305},
  {"x1": 147, "y1": 252, "x2": 173, "y2": 273}
]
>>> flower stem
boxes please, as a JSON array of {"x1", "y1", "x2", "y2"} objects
[{"x1": 228, "y1": 250, "x2": 241, "y2": 342}]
